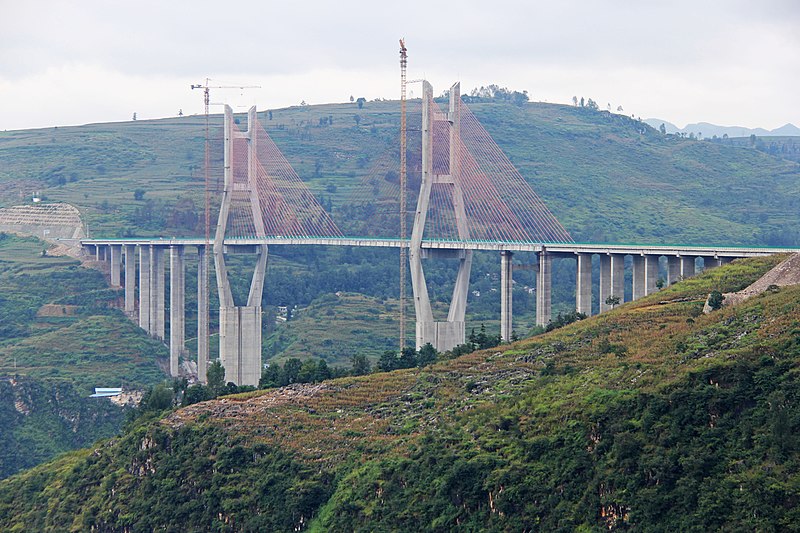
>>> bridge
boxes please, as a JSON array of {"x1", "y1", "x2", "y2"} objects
[{"x1": 81, "y1": 81, "x2": 798, "y2": 386}]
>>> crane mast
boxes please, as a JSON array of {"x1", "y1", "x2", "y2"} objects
[{"x1": 399, "y1": 39, "x2": 408, "y2": 350}]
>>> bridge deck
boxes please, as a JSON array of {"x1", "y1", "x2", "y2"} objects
[{"x1": 80, "y1": 237, "x2": 800, "y2": 257}]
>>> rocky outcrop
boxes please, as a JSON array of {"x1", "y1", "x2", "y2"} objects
[{"x1": 704, "y1": 253, "x2": 800, "y2": 312}]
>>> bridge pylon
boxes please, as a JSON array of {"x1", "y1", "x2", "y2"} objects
[
  {"x1": 214, "y1": 105, "x2": 267, "y2": 386},
  {"x1": 410, "y1": 81, "x2": 473, "y2": 352}
]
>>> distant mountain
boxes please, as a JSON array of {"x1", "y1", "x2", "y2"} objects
[{"x1": 644, "y1": 119, "x2": 800, "y2": 138}]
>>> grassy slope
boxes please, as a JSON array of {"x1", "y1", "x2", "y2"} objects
[{"x1": 1, "y1": 255, "x2": 798, "y2": 531}]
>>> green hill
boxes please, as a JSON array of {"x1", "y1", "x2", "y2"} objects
[{"x1": 0, "y1": 255, "x2": 797, "y2": 531}]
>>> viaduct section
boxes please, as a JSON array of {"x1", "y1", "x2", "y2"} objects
[{"x1": 84, "y1": 236, "x2": 793, "y2": 386}]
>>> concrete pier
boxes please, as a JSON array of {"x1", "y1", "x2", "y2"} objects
[
  {"x1": 576, "y1": 253, "x2": 592, "y2": 316},
  {"x1": 124, "y1": 245, "x2": 136, "y2": 318},
  {"x1": 611, "y1": 254, "x2": 625, "y2": 305},
  {"x1": 536, "y1": 251, "x2": 552, "y2": 326},
  {"x1": 150, "y1": 246, "x2": 165, "y2": 340},
  {"x1": 109, "y1": 245, "x2": 122, "y2": 287},
  {"x1": 169, "y1": 245, "x2": 185, "y2": 377},
  {"x1": 667, "y1": 256, "x2": 681, "y2": 285},
  {"x1": 632, "y1": 255, "x2": 646, "y2": 300},
  {"x1": 599, "y1": 254, "x2": 612, "y2": 313},
  {"x1": 197, "y1": 245, "x2": 209, "y2": 383},
  {"x1": 680, "y1": 256, "x2": 696, "y2": 279},
  {"x1": 645, "y1": 255, "x2": 659, "y2": 295},
  {"x1": 500, "y1": 251, "x2": 513, "y2": 341},
  {"x1": 138, "y1": 246, "x2": 151, "y2": 332}
]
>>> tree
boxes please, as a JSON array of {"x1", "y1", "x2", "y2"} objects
[
  {"x1": 133, "y1": 189, "x2": 146, "y2": 201},
  {"x1": 260, "y1": 364, "x2": 284, "y2": 388},
  {"x1": 378, "y1": 350, "x2": 398, "y2": 372},
  {"x1": 207, "y1": 360, "x2": 226, "y2": 395},
  {"x1": 708, "y1": 290, "x2": 725, "y2": 311},
  {"x1": 660, "y1": 123, "x2": 667, "y2": 135},
  {"x1": 417, "y1": 343, "x2": 437, "y2": 367},
  {"x1": 283, "y1": 358, "x2": 302, "y2": 384},
  {"x1": 297, "y1": 359, "x2": 318, "y2": 383},
  {"x1": 178, "y1": 109, "x2": 183, "y2": 117},
  {"x1": 350, "y1": 95, "x2": 354, "y2": 103},
  {"x1": 132, "y1": 112, "x2": 137, "y2": 121},
  {"x1": 399, "y1": 347, "x2": 417, "y2": 369},
  {"x1": 315, "y1": 359, "x2": 332, "y2": 382},
  {"x1": 572, "y1": 96, "x2": 578, "y2": 106},
  {"x1": 605, "y1": 295, "x2": 621, "y2": 308},
  {"x1": 586, "y1": 98, "x2": 599, "y2": 110},
  {"x1": 353, "y1": 115, "x2": 361, "y2": 126},
  {"x1": 143, "y1": 382, "x2": 174, "y2": 411},
  {"x1": 580, "y1": 97, "x2": 585, "y2": 107},
  {"x1": 350, "y1": 354, "x2": 371, "y2": 375},
  {"x1": 268, "y1": 110, "x2": 273, "y2": 120},
  {"x1": 356, "y1": 97, "x2": 366, "y2": 109}
]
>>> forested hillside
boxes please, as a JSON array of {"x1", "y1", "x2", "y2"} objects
[{"x1": 1, "y1": 256, "x2": 798, "y2": 531}]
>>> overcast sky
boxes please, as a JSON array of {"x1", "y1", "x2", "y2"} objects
[{"x1": 1, "y1": 0, "x2": 798, "y2": 131}]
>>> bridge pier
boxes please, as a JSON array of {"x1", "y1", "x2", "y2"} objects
[
  {"x1": 536, "y1": 250, "x2": 552, "y2": 326},
  {"x1": 611, "y1": 254, "x2": 625, "y2": 305},
  {"x1": 632, "y1": 255, "x2": 645, "y2": 300},
  {"x1": 150, "y1": 246, "x2": 165, "y2": 341},
  {"x1": 680, "y1": 256, "x2": 696, "y2": 278},
  {"x1": 645, "y1": 255, "x2": 659, "y2": 295},
  {"x1": 576, "y1": 253, "x2": 592, "y2": 316},
  {"x1": 500, "y1": 251, "x2": 513, "y2": 341},
  {"x1": 667, "y1": 255, "x2": 681, "y2": 285},
  {"x1": 169, "y1": 245, "x2": 185, "y2": 377},
  {"x1": 124, "y1": 245, "x2": 136, "y2": 317},
  {"x1": 109, "y1": 245, "x2": 122, "y2": 287},
  {"x1": 139, "y1": 246, "x2": 151, "y2": 332}
]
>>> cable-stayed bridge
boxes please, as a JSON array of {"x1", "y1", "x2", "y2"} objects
[{"x1": 82, "y1": 82, "x2": 798, "y2": 386}]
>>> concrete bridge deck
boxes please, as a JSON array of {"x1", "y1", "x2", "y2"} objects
[{"x1": 81, "y1": 236, "x2": 800, "y2": 257}]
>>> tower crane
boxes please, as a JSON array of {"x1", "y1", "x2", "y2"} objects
[{"x1": 399, "y1": 39, "x2": 408, "y2": 350}]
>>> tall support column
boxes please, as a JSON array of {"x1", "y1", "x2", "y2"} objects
[
  {"x1": 576, "y1": 253, "x2": 592, "y2": 316},
  {"x1": 95, "y1": 245, "x2": 102, "y2": 261},
  {"x1": 703, "y1": 256, "x2": 720, "y2": 270},
  {"x1": 169, "y1": 245, "x2": 185, "y2": 378},
  {"x1": 632, "y1": 255, "x2": 646, "y2": 300},
  {"x1": 611, "y1": 254, "x2": 625, "y2": 306},
  {"x1": 500, "y1": 251, "x2": 513, "y2": 341},
  {"x1": 667, "y1": 256, "x2": 681, "y2": 285},
  {"x1": 150, "y1": 245, "x2": 165, "y2": 341},
  {"x1": 599, "y1": 254, "x2": 612, "y2": 313},
  {"x1": 536, "y1": 250, "x2": 552, "y2": 327},
  {"x1": 680, "y1": 256, "x2": 696, "y2": 279},
  {"x1": 214, "y1": 106, "x2": 268, "y2": 386},
  {"x1": 645, "y1": 255, "x2": 659, "y2": 295},
  {"x1": 197, "y1": 245, "x2": 209, "y2": 383},
  {"x1": 409, "y1": 81, "x2": 471, "y2": 352},
  {"x1": 124, "y1": 245, "x2": 136, "y2": 318},
  {"x1": 109, "y1": 245, "x2": 122, "y2": 287},
  {"x1": 138, "y1": 246, "x2": 151, "y2": 332}
]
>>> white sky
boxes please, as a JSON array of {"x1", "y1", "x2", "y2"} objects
[{"x1": 1, "y1": 0, "x2": 798, "y2": 131}]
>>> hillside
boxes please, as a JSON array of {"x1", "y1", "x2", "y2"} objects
[
  {"x1": 1, "y1": 255, "x2": 798, "y2": 531},
  {"x1": 0, "y1": 234, "x2": 168, "y2": 478}
]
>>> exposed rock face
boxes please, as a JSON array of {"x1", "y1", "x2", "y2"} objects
[
  {"x1": 0, "y1": 203, "x2": 85, "y2": 254},
  {"x1": 704, "y1": 253, "x2": 800, "y2": 313}
]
